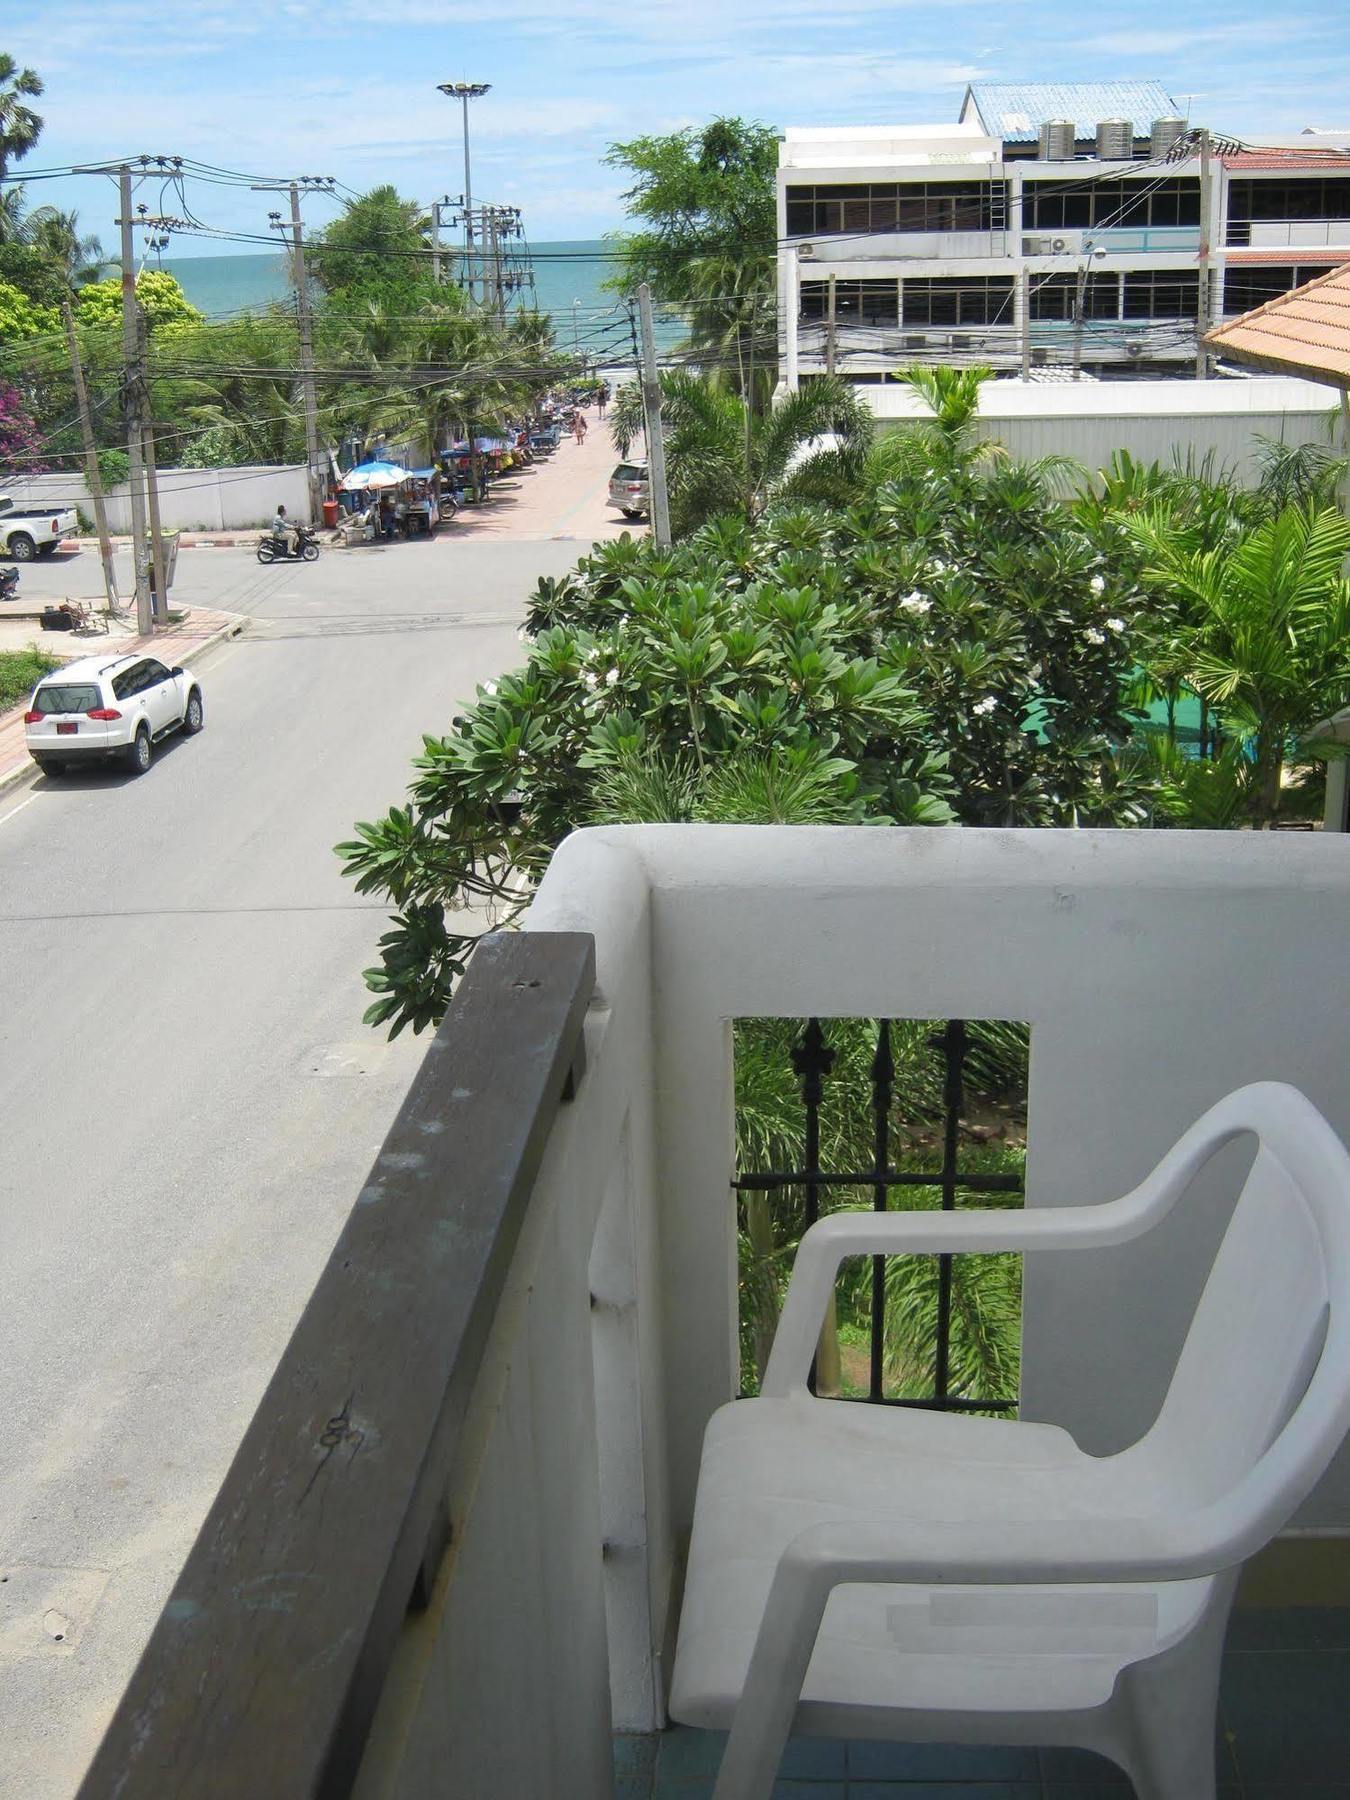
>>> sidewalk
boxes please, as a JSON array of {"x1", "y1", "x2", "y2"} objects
[{"x1": 0, "y1": 605, "x2": 245, "y2": 797}]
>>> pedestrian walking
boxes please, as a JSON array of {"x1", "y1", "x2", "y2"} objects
[
  {"x1": 574, "y1": 410, "x2": 588, "y2": 446},
  {"x1": 596, "y1": 383, "x2": 608, "y2": 420}
]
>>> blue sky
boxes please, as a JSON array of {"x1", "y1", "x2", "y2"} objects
[{"x1": 6, "y1": 0, "x2": 1349, "y2": 255}]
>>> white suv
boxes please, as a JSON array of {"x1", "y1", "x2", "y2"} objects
[{"x1": 25, "y1": 653, "x2": 204, "y2": 777}]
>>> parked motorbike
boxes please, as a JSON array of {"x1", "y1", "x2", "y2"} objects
[
  {"x1": 0, "y1": 566, "x2": 19, "y2": 601},
  {"x1": 256, "y1": 525, "x2": 320, "y2": 565},
  {"x1": 437, "y1": 490, "x2": 460, "y2": 524}
]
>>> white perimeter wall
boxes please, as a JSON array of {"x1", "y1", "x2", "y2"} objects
[
  {"x1": 3, "y1": 464, "x2": 310, "y2": 532},
  {"x1": 863, "y1": 376, "x2": 1341, "y2": 484}
]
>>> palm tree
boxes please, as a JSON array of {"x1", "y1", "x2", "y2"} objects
[
  {"x1": 680, "y1": 250, "x2": 777, "y2": 406},
  {"x1": 1126, "y1": 502, "x2": 1350, "y2": 823},
  {"x1": 22, "y1": 205, "x2": 103, "y2": 287},
  {"x1": 658, "y1": 369, "x2": 872, "y2": 536},
  {"x1": 0, "y1": 55, "x2": 43, "y2": 186}
]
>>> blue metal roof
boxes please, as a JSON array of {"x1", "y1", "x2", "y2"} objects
[{"x1": 963, "y1": 81, "x2": 1181, "y2": 143}]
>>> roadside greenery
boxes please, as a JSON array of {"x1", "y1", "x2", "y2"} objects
[{"x1": 0, "y1": 645, "x2": 58, "y2": 710}]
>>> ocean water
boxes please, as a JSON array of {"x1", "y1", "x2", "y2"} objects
[{"x1": 162, "y1": 239, "x2": 682, "y2": 358}]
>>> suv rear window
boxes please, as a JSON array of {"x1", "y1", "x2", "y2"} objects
[
  {"x1": 33, "y1": 683, "x2": 101, "y2": 715},
  {"x1": 612, "y1": 464, "x2": 647, "y2": 484}
]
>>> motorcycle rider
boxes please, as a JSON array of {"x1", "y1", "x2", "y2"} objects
[{"x1": 271, "y1": 504, "x2": 294, "y2": 554}]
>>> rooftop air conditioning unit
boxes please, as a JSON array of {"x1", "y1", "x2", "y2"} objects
[
  {"x1": 1031, "y1": 348, "x2": 1050, "y2": 366},
  {"x1": 1096, "y1": 117, "x2": 1134, "y2": 161},
  {"x1": 1038, "y1": 118, "x2": 1076, "y2": 160},
  {"x1": 1050, "y1": 235, "x2": 1069, "y2": 253},
  {"x1": 1126, "y1": 341, "x2": 1146, "y2": 357},
  {"x1": 798, "y1": 242, "x2": 815, "y2": 260},
  {"x1": 902, "y1": 334, "x2": 929, "y2": 350},
  {"x1": 1151, "y1": 116, "x2": 1188, "y2": 158}
]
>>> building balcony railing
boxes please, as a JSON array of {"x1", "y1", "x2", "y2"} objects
[
  {"x1": 1022, "y1": 226, "x2": 1202, "y2": 256},
  {"x1": 1226, "y1": 219, "x2": 1350, "y2": 248},
  {"x1": 72, "y1": 828, "x2": 1350, "y2": 1797},
  {"x1": 797, "y1": 229, "x2": 1011, "y2": 263},
  {"x1": 795, "y1": 318, "x2": 1195, "y2": 368}
]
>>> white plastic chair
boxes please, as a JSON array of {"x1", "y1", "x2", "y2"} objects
[{"x1": 669, "y1": 1083, "x2": 1350, "y2": 1800}]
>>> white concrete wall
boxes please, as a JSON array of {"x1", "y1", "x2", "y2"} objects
[
  {"x1": 3, "y1": 464, "x2": 310, "y2": 532},
  {"x1": 861, "y1": 379, "x2": 1338, "y2": 483},
  {"x1": 355, "y1": 842, "x2": 669, "y2": 1798}
]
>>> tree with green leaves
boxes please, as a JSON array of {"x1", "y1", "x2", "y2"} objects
[
  {"x1": 74, "y1": 269, "x2": 203, "y2": 332},
  {"x1": 658, "y1": 369, "x2": 872, "y2": 535},
  {"x1": 22, "y1": 204, "x2": 102, "y2": 289},
  {"x1": 309, "y1": 185, "x2": 432, "y2": 303},
  {"x1": 0, "y1": 54, "x2": 42, "y2": 191},
  {"x1": 605, "y1": 118, "x2": 778, "y2": 398},
  {"x1": 1125, "y1": 502, "x2": 1350, "y2": 824}
]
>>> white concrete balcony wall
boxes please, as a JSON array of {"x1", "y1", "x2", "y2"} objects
[
  {"x1": 800, "y1": 230, "x2": 1009, "y2": 262},
  {"x1": 354, "y1": 845, "x2": 667, "y2": 1800},
  {"x1": 1239, "y1": 220, "x2": 1350, "y2": 247}
]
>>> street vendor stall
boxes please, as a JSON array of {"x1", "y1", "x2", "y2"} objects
[
  {"x1": 337, "y1": 461, "x2": 411, "y2": 544},
  {"x1": 404, "y1": 470, "x2": 442, "y2": 537}
]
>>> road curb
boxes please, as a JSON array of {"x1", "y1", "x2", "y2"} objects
[{"x1": 0, "y1": 611, "x2": 246, "y2": 801}]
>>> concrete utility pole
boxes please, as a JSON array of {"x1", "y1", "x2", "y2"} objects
[
  {"x1": 1195, "y1": 127, "x2": 1213, "y2": 381},
  {"x1": 438, "y1": 82, "x2": 491, "y2": 307},
  {"x1": 254, "y1": 178, "x2": 332, "y2": 524},
  {"x1": 637, "y1": 283, "x2": 671, "y2": 549},
  {"x1": 825, "y1": 273, "x2": 838, "y2": 376},
  {"x1": 117, "y1": 168, "x2": 152, "y2": 635},
  {"x1": 138, "y1": 307, "x2": 170, "y2": 624},
  {"x1": 1071, "y1": 243, "x2": 1107, "y2": 381},
  {"x1": 61, "y1": 299, "x2": 120, "y2": 617}
]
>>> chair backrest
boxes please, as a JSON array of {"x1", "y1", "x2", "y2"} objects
[{"x1": 1135, "y1": 1141, "x2": 1332, "y2": 1509}]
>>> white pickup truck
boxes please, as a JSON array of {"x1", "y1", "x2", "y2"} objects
[{"x1": 0, "y1": 494, "x2": 79, "y2": 562}]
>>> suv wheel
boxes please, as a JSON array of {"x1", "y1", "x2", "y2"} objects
[
  {"x1": 8, "y1": 532, "x2": 36, "y2": 562},
  {"x1": 182, "y1": 689, "x2": 204, "y2": 734},
  {"x1": 34, "y1": 756, "x2": 65, "y2": 777},
  {"x1": 127, "y1": 726, "x2": 152, "y2": 775}
]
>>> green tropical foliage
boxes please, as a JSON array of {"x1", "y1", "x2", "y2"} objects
[
  {"x1": 1125, "y1": 502, "x2": 1350, "y2": 822},
  {"x1": 658, "y1": 369, "x2": 873, "y2": 535},
  {"x1": 0, "y1": 54, "x2": 42, "y2": 190},
  {"x1": 604, "y1": 118, "x2": 777, "y2": 395}
]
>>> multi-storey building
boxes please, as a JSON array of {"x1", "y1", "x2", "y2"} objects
[{"x1": 778, "y1": 80, "x2": 1350, "y2": 387}]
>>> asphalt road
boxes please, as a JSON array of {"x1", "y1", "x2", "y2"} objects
[{"x1": 0, "y1": 538, "x2": 582, "y2": 1794}]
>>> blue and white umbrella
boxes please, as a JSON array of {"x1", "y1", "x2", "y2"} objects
[{"x1": 339, "y1": 460, "x2": 410, "y2": 491}]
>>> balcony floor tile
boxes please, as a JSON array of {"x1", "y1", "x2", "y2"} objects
[{"x1": 621, "y1": 1614, "x2": 1350, "y2": 1797}]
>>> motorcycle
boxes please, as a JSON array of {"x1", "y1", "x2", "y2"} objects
[
  {"x1": 256, "y1": 524, "x2": 320, "y2": 565},
  {"x1": 0, "y1": 566, "x2": 19, "y2": 602}
]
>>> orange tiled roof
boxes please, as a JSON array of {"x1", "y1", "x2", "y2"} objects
[
  {"x1": 1220, "y1": 150, "x2": 1350, "y2": 169},
  {"x1": 1204, "y1": 261, "x2": 1350, "y2": 383},
  {"x1": 1225, "y1": 249, "x2": 1350, "y2": 264}
]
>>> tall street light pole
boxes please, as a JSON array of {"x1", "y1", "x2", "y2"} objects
[{"x1": 437, "y1": 81, "x2": 491, "y2": 306}]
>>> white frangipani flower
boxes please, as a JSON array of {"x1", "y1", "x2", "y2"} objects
[
  {"x1": 1089, "y1": 574, "x2": 1106, "y2": 595},
  {"x1": 899, "y1": 593, "x2": 932, "y2": 616},
  {"x1": 584, "y1": 672, "x2": 599, "y2": 691},
  {"x1": 606, "y1": 667, "x2": 620, "y2": 686},
  {"x1": 1105, "y1": 616, "x2": 1126, "y2": 634},
  {"x1": 1084, "y1": 627, "x2": 1106, "y2": 645},
  {"x1": 973, "y1": 695, "x2": 998, "y2": 717}
]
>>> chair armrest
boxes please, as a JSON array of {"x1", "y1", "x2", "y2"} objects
[
  {"x1": 760, "y1": 1203, "x2": 1140, "y2": 1397},
  {"x1": 759, "y1": 1081, "x2": 1314, "y2": 1399}
]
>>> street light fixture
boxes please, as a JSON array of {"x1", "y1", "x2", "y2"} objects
[
  {"x1": 1071, "y1": 242, "x2": 1108, "y2": 381},
  {"x1": 437, "y1": 81, "x2": 491, "y2": 305}
]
